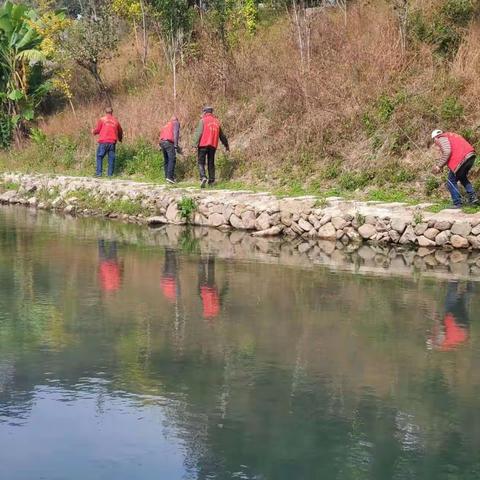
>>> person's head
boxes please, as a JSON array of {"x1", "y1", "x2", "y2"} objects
[
  {"x1": 105, "y1": 106, "x2": 113, "y2": 115},
  {"x1": 431, "y1": 129, "x2": 443, "y2": 141},
  {"x1": 202, "y1": 106, "x2": 213, "y2": 115},
  {"x1": 170, "y1": 115, "x2": 178, "y2": 121}
]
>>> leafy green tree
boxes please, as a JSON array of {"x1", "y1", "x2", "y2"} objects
[{"x1": 62, "y1": 9, "x2": 119, "y2": 102}]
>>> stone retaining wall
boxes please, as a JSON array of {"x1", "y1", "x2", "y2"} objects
[{"x1": 2, "y1": 172, "x2": 480, "y2": 251}]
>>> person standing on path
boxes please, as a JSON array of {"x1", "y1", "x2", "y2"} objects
[
  {"x1": 92, "y1": 107, "x2": 123, "y2": 177},
  {"x1": 431, "y1": 129, "x2": 478, "y2": 208},
  {"x1": 159, "y1": 116, "x2": 181, "y2": 184},
  {"x1": 192, "y1": 107, "x2": 229, "y2": 188}
]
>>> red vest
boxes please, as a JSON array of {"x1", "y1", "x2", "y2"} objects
[
  {"x1": 160, "y1": 121, "x2": 175, "y2": 142},
  {"x1": 97, "y1": 115, "x2": 121, "y2": 144},
  {"x1": 439, "y1": 132, "x2": 475, "y2": 172},
  {"x1": 199, "y1": 114, "x2": 220, "y2": 149}
]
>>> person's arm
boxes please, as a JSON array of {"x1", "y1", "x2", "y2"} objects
[
  {"x1": 117, "y1": 123, "x2": 123, "y2": 142},
  {"x1": 436, "y1": 137, "x2": 451, "y2": 168},
  {"x1": 219, "y1": 127, "x2": 229, "y2": 151},
  {"x1": 92, "y1": 119, "x2": 102, "y2": 135},
  {"x1": 173, "y1": 120, "x2": 180, "y2": 148},
  {"x1": 192, "y1": 119, "x2": 203, "y2": 147}
]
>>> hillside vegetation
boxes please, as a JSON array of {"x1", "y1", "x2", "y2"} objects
[{"x1": 2, "y1": 0, "x2": 480, "y2": 202}]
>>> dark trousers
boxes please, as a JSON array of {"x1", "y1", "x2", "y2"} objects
[
  {"x1": 447, "y1": 155, "x2": 476, "y2": 205},
  {"x1": 161, "y1": 141, "x2": 176, "y2": 180},
  {"x1": 96, "y1": 143, "x2": 116, "y2": 177},
  {"x1": 198, "y1": 147, "x2": 216, "y2": 183}
]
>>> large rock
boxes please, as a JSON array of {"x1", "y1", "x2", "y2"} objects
[
  {"x1": 389, "y1": 230, "x2": 400, "y2": 243},
  {"x1": 414, "y1": 222, "x2": 428, "y2": 236},
  {"x1": 399, "y1": 225, "x2": 416, "y2": 244},
  {"x1": 358, "y1": 223, "x2": 376, "y2": 239},
  {"x1": 391, "y1": 218, "x2": 408, "y2": 234},
  {"x1": 147, "y1": 216, "x2": 167, "y2": 225},
  {"x1": 468, "y1": 235, "x2": 480, "y2": 249},
  {"x1": 298, "y1": 218, "x2": 313, "y2": 232},
  {"x1": 251, "y1": 225, "x2": 283, "y2": 237},
  {"x1": 0, "y1": 190, "x2": 17, "y2": 203},
  {"x1": 229, "y1": 214, "x2": 245, "y2": 229},
  {"x1": 450, "y1": 234, "x2": 469, "y2": 249},
  {"x1": 451, "y1": 221, "x2": 472, "y2": 237},
  {"x1": 434, "y1": 220, "x2": 452, "y2": 231},
  {"x1": 331, "y1": 216, "x2": 347, "y2": 230},
  {"x1": 318, "y1": 222, "x2": 336, "y2": 240},
  {"x1": 255, "y1": 211, "x2": 271, "y2": 231},
  {"x1": 166, "y1": 202, "x2": 180, "y2": 222},
  {"x1": 417, "y1": 235, "x2": 435, "y2": 247},
  {"x1": 241, "y1": 210, "x2": 256, "y2": 230},
  {"x1": 208, "y1": 213, "x2": 225, "y2": 227},
  {"x1": 435, "y1": 230, "x2": 450, "y2": 246},
  {"x1": 424, "y1": 228, "x2": 439, "y2": 240}
]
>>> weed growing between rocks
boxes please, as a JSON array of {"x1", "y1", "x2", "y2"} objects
[{"x1": 177, "y1": 196, "x2": 197, "y2": 223}]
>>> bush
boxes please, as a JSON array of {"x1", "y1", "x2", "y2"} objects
[
  {"x1": 116, "y1": 140, "x2": 164, "y2": 180},
  {"x1": 177, "y1": 196, "x2": 197, "y2": 223},
  {"x1": 425, "y1": 175, "x2": 441, "y2": 196},
  {"x1": 439, "y1": 96, "x2": 464, "y2": 121},
  {"x1": 339, "y1": 171, "x2": 373, "y2": 191}
]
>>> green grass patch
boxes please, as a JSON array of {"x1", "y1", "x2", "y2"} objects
[{"x1": 366, "y1": 189, "x2": 410, "y2": 203}]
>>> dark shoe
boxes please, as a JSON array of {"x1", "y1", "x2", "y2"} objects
[
  {"x1": 200, "y1": 177, "x2": 207, "y2": 189},
  {"x1": 450, "y1": 203, "x2": 462, "y2": 209},
  {"x1": 166, "y1": 178, "x2": 176, "y2": 184}
]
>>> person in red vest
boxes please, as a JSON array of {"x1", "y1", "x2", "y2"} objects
[
  {"x1": 159, "y1": 116, "x2": 181, "y2": 184},
  {"x1": 92, "y1": 107, "x2": 123, "y2": 177},
  {"x1": 98, "y1": 240, "x2": 122, "y2": 293},
  {"x1": 428, "y1": 281, "x2": 471, "y2": 351},
  {"x1": 431, "y1": 129, "x2": 478, "y2": 208},
  {"x1": 192, "y1": 107, "x2": 229, "y2": 188}
]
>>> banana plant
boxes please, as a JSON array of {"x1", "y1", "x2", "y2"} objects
[{"x1": 0, "y1": 1, "x2": 51, "y2": 145}]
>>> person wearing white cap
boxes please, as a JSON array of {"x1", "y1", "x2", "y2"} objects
[{"x1": 431, "y1": 129, "x2": 478, "y2": 208}]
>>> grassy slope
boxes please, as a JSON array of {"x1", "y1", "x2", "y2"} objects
[{"x1": 2, "y1": 2, "x2": 480, "y2": 210}]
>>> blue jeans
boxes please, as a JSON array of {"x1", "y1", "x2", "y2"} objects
[
  {"x1": 447, "y1": 156, "x2": 476, "y2": 205},
  {"x1": 96, "y1": 143, "x2": 116, "y2": 177},
  {"x1": 160, "y1": 141, "x2": 176, "y2": 180}
]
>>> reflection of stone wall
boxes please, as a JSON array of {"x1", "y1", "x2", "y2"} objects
[
  {"x1": 3, "y1": 172, "x2": 480, "y2": 250},
  {"x1": 5, "y1": 205, "x2": 480, "y2": 282}
]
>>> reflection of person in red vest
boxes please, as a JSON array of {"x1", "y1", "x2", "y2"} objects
[
  {"x1": 431, "y1": 130, "x2": 478, "y2": 208},
  {"x1": 429, "y1": 281, "x2": 471, "y2": 351},
  {"x1": 198, "y1": 255, "x2": 228, "y2": 323},
  {"x1": 98, "y1": 240, "x2": 122, "y2": 293},
  {"x1": 160, "y1": 248, "x2": 179, "y2": 303},
  {"x1": 192, "y1": 107, "x2": 229, "y2": 188}
]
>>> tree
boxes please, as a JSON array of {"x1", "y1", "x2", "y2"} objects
[
  {"x1": 150, "y1": 0, "x2": 193, "y2": 105},
  {"x1": 62, "y1": 10, "x2": 119, "y2": 103},
  {"x1": 0, "y1": 1, "x2": 54, "y2": 146}
]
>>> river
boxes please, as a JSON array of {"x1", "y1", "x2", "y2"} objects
[{"x1": 0, "y1": 206, "x2": 479, "y2": 480}]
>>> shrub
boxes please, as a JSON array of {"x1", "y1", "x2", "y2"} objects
[
  {"x1": 177, "y1": 196, "x2": 197, "y2": 223},
  {"x1": 425, "y1": 175, "x2": 441, "y2": 196},
  {"x1": 439, "y1": 96, "x2": 464, "y2": 121},
  {"x1": 339, "y1": 172, "x2": 373, "y2": 191}
]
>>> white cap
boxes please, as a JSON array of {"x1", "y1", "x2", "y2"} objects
[{"x1": 431, "y1": 129, "x2": 443, "y2": 139}]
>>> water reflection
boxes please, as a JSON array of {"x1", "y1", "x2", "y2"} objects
[
  {"x1": 98, "y1": 239, "x2": 123, "y2": 293},
  {"x1": 0, "y1": 207, "x2": 480, "y2": 479},
  {"x1": 429, "y1": 281, "x2": 471, "y2": 351},
  {"x1": 198, "y1": 255, "x2": 228, "y2": 322}
]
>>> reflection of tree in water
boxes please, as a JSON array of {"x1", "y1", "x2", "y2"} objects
[{"x1": 2, "y1": 210, "x2": 480, "y2": 477}]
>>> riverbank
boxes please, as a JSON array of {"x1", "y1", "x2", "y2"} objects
[{"x1": 2, "y1": 172, "x2": 480, "y2": 251}]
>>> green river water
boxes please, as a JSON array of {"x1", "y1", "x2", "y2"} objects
[{"x1": 0, "y1": 206, "x2": 479, "y2": 480}]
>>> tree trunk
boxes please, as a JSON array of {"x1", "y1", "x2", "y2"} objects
[
  {"x1": 90, "y1": 63, "x2": 111, "y2": 104},
  {"x1": 140, "y1": 0, "x2": 148, "y2": 67}
]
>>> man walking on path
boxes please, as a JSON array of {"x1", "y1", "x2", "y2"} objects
[
  {"x1": 431, "y1": 129, "x2": 478, "y2": 208},
  {"x1": 159, "y1": 116, "x2": 181, "y2": 184},
  {"x1": 92, "y1": 107, "x2": 123, "y2": 177},
  {"x1": 193, "y1": 107, "x2": 229, "y2": 188}
]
